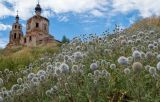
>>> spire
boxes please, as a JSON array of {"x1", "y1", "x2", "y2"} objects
[
  {"x1": 16, "y1": 10, "x2": 19, "y2": 23},
  {"x1": 35, "y1": 0, "x2": 42, "y2": 16}
]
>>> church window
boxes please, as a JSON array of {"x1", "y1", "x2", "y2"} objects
[
  {"x1": 14, "y1": 33, "x2": 16, "y2": 39},
  {"x1": 15, "y1": 25, "x2": 17, "y2": 29},
  {"x1": 19, "y1": 26, "x2": 21, "y2": 29},
  {"x1": 44, "y1": 24, "x2": 47, "y2": 31},
  {"x1": 24, "y1": 38, "x2": 26, "y2": 43},
  {"x1": 36, "y1": 23, "x2": 39, "y2": 28},
  {"x1": 29, "y1": 36, "x2": 32, "y2": 41}
]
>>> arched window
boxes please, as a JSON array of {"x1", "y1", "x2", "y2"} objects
[
  {"x1": 36, "y1": 23, "x2": 39, "y2": 28},
  {"x1": 29, "y1": 36, "x2": 32, "y2": 41},
  {"x1": 15, "y1": 25, "x2": 17, "y2": 29},
  {"x1": 24, "y1": 38, "x2": 26, "y2": 43},
  {"x1": 14, "y1": 33, "x2": 16, "y2": 39}
]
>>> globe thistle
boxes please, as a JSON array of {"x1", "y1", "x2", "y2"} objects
[
  {"x1": 46, "y1": 90, "x2": 52, "y2": 97},
  {"x1": 94, "y1": 70, "x2": 101, "y2": 77},
  {"x1": 132, "y1": 50, "x2": 141, "y2": 60},
  {"x1": 55, "y1": 68, "x2": 62, "y2": 76},
  {"x1": 74, "y1": 51, "x2": 83, "y2": 61},
  {"x1": 124, "y1": 68, "x2": 131, "y2": 75},
  {"x1": 0, "y1": 96, "x2": 3, "y2": 102},
  {"x1": 149, "y1": 67, "x2": 156, "y2": 75},
  {"x1": 156, "y1": 62, "x2": 160, "y2": 71},
  {"x1": 148, "y1": 44, "x2": 154, "y2": 49},
  {"x1": 145, "y1": 51, "x2": 153, "y2": 59},
  {"x1": 39, "y1": 75, "x2": 46, "y2": 81},
  {"x1": 118, "y1": 56, "x2": 128, "y2": 65},
  {"x1": 4, "y1": 68, "x2": 9, "y2": 74},
  {"x1": 90, "y1": 63, "x2": 98, "y2": 71},
  {"x1": 145, "y1": 65, "x2": 150, "y2": 71},
  {"x1": 37, "y1": 70, "x2": 46, "y2": 77},
  {"x1": 127, "y1": 56, "x2": 133, "y2": 64},
  {"x1": 11, "y1": 84, "x2": 20, "y2": 92},
  {"x1": 17, "y1": 78, "x2": 23, "y2": 85},
  {"x1": 27, "y1": 73, "x2": 36, "y2": 81},
  {"x1": 110, "y1": 64, "x2": 116, "y2": 69},
  {"x1": 121, "y1": 40, "x2": 127, "y2": 45},
  {"x1": 71, "y1": 65, "x2": 79, "y2": 73},
  {"x1": 101, "y1": 70, "x2": 110, "y2": 78},
  {"x1": 132, "y1": 62, "x2": 143, "y2": 73},
  {"x1": 157, "y1": 54, "x2": 160, "y2": 61},
  {"x1": 0, "y1": 78, "x2": 3, "y2": 87},
  {"x1": 60, "y1": 63, "x2": 70, "y2": 73}
]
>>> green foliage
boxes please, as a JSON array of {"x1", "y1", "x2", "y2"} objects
[{"x1": 61, "y1": 35, "x2": 70, "y2": 43}]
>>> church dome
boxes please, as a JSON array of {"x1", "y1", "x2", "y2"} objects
[{"x1": 35, "y1": 3, "x2": 42, "y2": 13}]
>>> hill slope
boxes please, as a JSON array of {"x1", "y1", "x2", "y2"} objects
[{"x1": 0, "y1": 17, "x2": 160, "y2": 101}]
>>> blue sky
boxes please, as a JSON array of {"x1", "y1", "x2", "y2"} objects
[{"x1": 0, "y1": 0, "x2": 160, "y2": 48}]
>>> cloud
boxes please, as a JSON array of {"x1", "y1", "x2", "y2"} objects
[
  {"x1": 0, "y1": 23, "x2": 11, "y2": 31},
  {"x1": 112, "y1": 0, "x2": 160, "y2": 18},
  {"x1": 0, "y1": 0, "x2": 108, "y2": 20}
]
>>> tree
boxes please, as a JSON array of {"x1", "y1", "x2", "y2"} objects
[{"x1": 61, "y1": 35, "x2": 70, "y2": 43}]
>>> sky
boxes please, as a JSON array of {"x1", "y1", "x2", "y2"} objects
[{"x1": 0, "y1": 0, "x2": 160, "y2": 48}]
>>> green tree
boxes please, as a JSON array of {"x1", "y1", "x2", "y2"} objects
[{"x1": 61, "y1": 35, "x2": 70, "y2": 43}]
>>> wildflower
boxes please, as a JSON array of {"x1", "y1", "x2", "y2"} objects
[
  {"x1": 0, "y1": 78, "x2": 3, "y2": 87},
  {"x1": 149, "y1": 67, "x2": 156, "y2": 75},
  {"x1": 121, "y1": 40, "x2": 127, "y2": 45},
  {"x1": 74, "y1": 51, "x2": 83, "y2": 61},
  {"x1": 37, "y1": 70, "x2": 46, "y2": 77},
  {"x1": 60, "y1": 63, "x2": 69, "y2": 73},
  {"x1": 90, "y1": 63, "x2": 98, "y2": 71},
  {"x1": 132, "y1": 50, "x2": 141, "y2": 60},
  {"x1": 148, "y1": 44, "x2": 154, "y2": 49},
  {"x1": 0, "y1": 96, "x2": 3, "y2": 102},
  {"x1": 156, "y1": 54, "x2": 160, "y2": 61},
  {"x1": 27, "y1": 73, "x2": 36, "y2": 81},
  {"x1": 110, "y1": 64, "x2": 116, "y2": 69},
  {"x1": 145, "y1": 51, "x2": 153, "y2": 59},
  {"x1": 124, "y1": 68, "x2": 131, "y2": 75},
  {"x1": 132, "y1": 62, "x2": 143, "y2": 73},
  {"x1": 17, "y1": 78, "x2": 23, "y2": 84},
  {"x1": 156, "y1": 62, "x2": 160, "y2": 71},
  {"x1": 118, "y1": 56, "x2": 128, "y2": 65},
  {"x1": 145, "y1": 65, "x2": 150, "y2": 71}
]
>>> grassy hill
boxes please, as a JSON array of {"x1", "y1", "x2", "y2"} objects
[
  {"x1": 0, "y1": 43, "x2": 60, "y2": 71},
  {"x1": 1, "y1": 17, "x2": 160, "y2": 101}
]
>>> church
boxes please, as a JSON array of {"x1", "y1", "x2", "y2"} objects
[{"x1": 6, "y1": 3, "x2": 58, "y2": 48}]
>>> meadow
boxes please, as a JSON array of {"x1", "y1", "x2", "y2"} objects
[{"x1": 0, "y1": 22, "x2": 160, "y2": 102}]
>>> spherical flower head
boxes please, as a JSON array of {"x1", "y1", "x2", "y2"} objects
[
  {"x1": 118, "y1": 56, "x2": 128, "y2": 65},
  {"x1": 74, "y1": 51, "x2": 83, "y2": 61},
  {"x1": 110, "y1": 64, "x2": 116, "y2": 69},
  {"x1": 127, "y1": 56, "x2": 133, "y2": 64},
  {"x1": 132, "y1": 62, "x2": 143, "y2": 73},
  {"x1": 4, "y1": 68, "x2": 9, "y2": 74},
  {"x1": 145, "y1": 51, "x2": 153, "y2": 59},
  {"x1": 121, "y1": 40, "x2": 127, "y2": 45},
  {"x1": 60, "y1": 63, "x2": 69, "y2": 74},
  {"x1": 17, "y1": 78, "x2": 23, "y2": 84},
  {"x1": 28, "y1": 73, "x2": 36, "y2": 81},
  {"x1": 90, "y1": 63, "x2": 98, "y2": 71},
  {"x1": 37, "y1": 70, "x2": 46, "y2": 77},
  {"x1": 0, "y1": 96, "x2": 3, "y2": 102},
  {"x1": 71, "y1": 65, "x2": 79, "y2": 73},
  {"x1": 148, "y1": 44, "x2": 154, "y2": 49},
  {"x1": 124, "y1": 68, "x2": 131, "y2": 75},
  {"x1": 157, "y1": 54, "x2": 160, "y2": 61},
  {"x1": 149, "y1": 67, "x2": 156, "y2": 75},
  {"x1": 94, "y1": 70, "x2": 101, "y2": 77},
  {"x1": 145, "y1": 65, "x2": 150, "y2": 71},
  {"x1": 55, "y1": 68, "x2": 62, "y2": 76},
  {"x1": 39, "y1": 75, "x2": 46, "y2": 81},
  {"x1": 11, "y1": 84, "x2": 20, "y2": 92},
  {"x1": 0, "y1": 78, "x2": 3, "y2": 87},
  {"x1": 132, "y1": 50, "x2": 141, "y2": 60},
  {"x1": 46, "y1": 90, "x2": 52, "y2": 97},
  {"x1": 101, "y1": 70, "x2": 110, "y2": 78},
  {"x1": 157, "y1": 62, "x2": 160, "y2": 71}
]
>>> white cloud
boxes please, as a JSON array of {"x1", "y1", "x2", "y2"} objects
[
  {"x1": 0, "y1": 0, "x2": 108, "y2": 20},
  {"x1": 112, "y1": 0, "x2": 160, "y2": 18},
  {"x1": 0, "y1": 23, "x2": 11, "y2": 31}
]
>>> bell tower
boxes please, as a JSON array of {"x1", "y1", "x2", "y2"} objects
[{"x1": 7, "y1": 11, "x2": 23, "y2": 48}]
